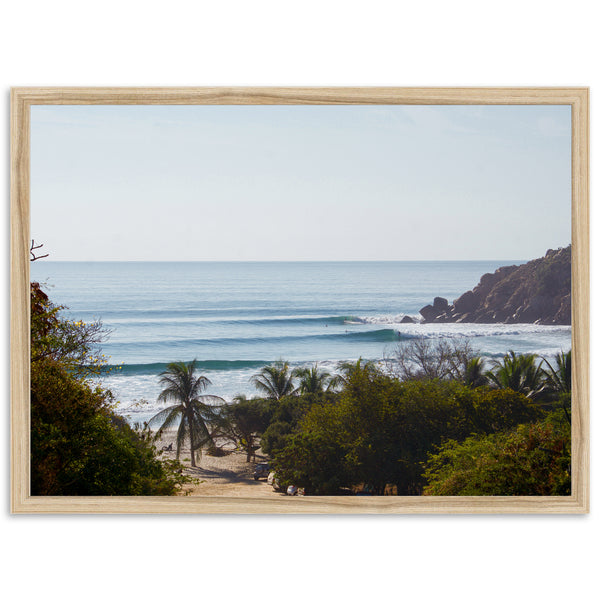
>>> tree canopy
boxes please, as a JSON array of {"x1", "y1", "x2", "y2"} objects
[
  {"x1": 30, "y1": 282, "x2": 188, "y2": 495},
  {"x1": 271, "y1": 369, "x2": 543, "y2": 495},
  {"x1": 423, "y1": 412, "x2": 571, "y2": 496},
  {"x1": 221, "y1": 395, "x2": 275, "y2": 461},
  {"x1": 251, "y1": 360, "x2": 296, "y2": 400}
]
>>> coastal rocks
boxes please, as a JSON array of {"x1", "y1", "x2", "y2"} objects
[
  {"x1": 419, "y1": 304, "x2": 442, "y2": 322},
  {"x1": 433, "y1": 297, "x2": 449, "y2": 312},
  {"x1": 554, "y1": 295, "x2": 571, "y2": 325},
  {"x1": 453, "y1": 290, "x2": 478, "y2": 314},
  {"x1": 400, "y1": 315, "x2": 415, "y2": 324},
  {"x1": 418, "y1": 246, "x2": 571, "y2": 325}
]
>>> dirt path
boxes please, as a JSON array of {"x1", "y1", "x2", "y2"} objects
[{"x1": 158, "y1": 442, "x2": 280, "y2": 497}]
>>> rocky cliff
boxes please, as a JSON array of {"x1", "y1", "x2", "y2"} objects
[{"x1": 418, "y1": 246, "x2": 571, "y2": 325}]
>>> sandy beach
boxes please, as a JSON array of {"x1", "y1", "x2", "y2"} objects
[{"x1": 155, "y1": 434, "x2": 280, "y2": 497}]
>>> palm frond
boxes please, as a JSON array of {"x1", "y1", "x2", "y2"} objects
[
  {"x1": 251, "y1": 360, "x2": 296, "y2": 400},
  {"x1": 487, "y1": 350, "x2": 545, "y2": 398},
  {"x1": 293, "y1": 363, "x2": 332, "y2": 394},
  {"x1": 327, "y1": 374, "x2": 345, "y2": 392},
  {"x1": 147, "y1": 404, "x2": 182, "y2": 430},
  {"x1": 197, "y1": 394, "x2": 226, "y2": 407},
  {"x1": 542, "y1": 350, "x2": 571, "y2": 394}
]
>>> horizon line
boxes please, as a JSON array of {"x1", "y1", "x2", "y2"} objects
[{"x1": 31, "y1": 258, "x2": 531, "y2": 264}]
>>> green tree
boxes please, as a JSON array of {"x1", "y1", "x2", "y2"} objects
[
  {"x1": 149, "y1": 360, "x2": 224, "y2": 467},
  {"x1": 273, "y1": 429, "x2": 348, "y2": 495},
  {"x1": 273, "y1": 372, "x2": 541, "y2": 495},
  {"x1": 423, "y1": 413, "x2": 571, "y2": 496},
  {"x1": 31, "y1": 282, "x2": 109, "y2": 376},
  {"x1": 260, "y1": 394, "x2": 315, "y2": 455},
  {"x1": 460, "y1": 356, "x2": 488, "y2": 388},
  {"x1": 31, "y1": 282, "x2": 184, "y2": 495},
  {"x1": 542, "y1": 350, "x2": 571, "y2": 423},
  {"x1": 542, "y1": 350, "x2": 571, "y2": 394},
  {"x1": 251, "y1": 360, "x2": 296, "y2": 400},
  {"x1": 222, "y1": 395, "x2": 275, "y2": 461},
  {"x1": 487, "y1": 350, "x2": 546, "y2": 399},
  {"x1": 333, "y1": 358, "x2": 378, "y2": 391},
  {"x1": 292, "y1": 363, "x2": 335, "y2": 394}
]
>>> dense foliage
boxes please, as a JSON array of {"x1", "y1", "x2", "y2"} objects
[
  {"x1": 30, "y1": 282, "x2": 189, "y2": 495},
  {"x1": 271, "y1": 368, "x2": 543, "y2": 494},
  {"x1": 237, "y1": 341, "x2": 572, "y2": 497},
  {"x1": 260, "y1": 393, "x2": 334, "y2": 455},
  {"x1": 31, "y1": 282, "x2": 108, "y2": 376},
  {"x1": 220, "y1": 396, "x2": 276, "y2": 461},
  {"x1": 423, "y1": 412, "x2": 571, "y2": 495}
]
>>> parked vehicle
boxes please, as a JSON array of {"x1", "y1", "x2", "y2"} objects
[{"x1": 253, "y1": 462, "x2": 270, "y2": 480}]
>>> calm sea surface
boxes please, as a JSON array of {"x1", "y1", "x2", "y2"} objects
[{"x1": 31, "y1": 261, "x2": 572, "y2": 423}]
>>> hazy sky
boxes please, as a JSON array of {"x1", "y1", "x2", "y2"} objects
[{"x1": 31, "y1": 104, "x2": 571, "y2": 261}]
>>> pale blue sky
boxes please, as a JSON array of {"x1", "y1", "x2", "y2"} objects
[{"x1": 31, "y1": 104, "x2": 571, "y2": 261}]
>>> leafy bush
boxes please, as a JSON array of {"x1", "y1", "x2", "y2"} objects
[
  {"x1": 260, "y1": 394, "x2": 320, "y2": 455},
  {"x1": 272, "y1": 370, "x2": 542, "y2": 495},
  {"x1": 30, "y1": 282, "x2": 186, "y2": 495},
  {"x1": 423, "y1": 412, "x2": 571, "y2": 495}
]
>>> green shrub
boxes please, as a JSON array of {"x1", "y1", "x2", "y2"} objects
[
  {"x1": 30, "y1": 282, "x2": 186, "y2": 495},
  {"x1": 273, "y1": 372, "x2": 544, "y2": 495},
  {"x1": 423, "y1": 411, "x2": 570, "y2": 496}
]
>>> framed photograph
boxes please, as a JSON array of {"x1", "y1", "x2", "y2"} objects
[{"x1": 11, "y1": 87, "x2": 589, "y2": 513}]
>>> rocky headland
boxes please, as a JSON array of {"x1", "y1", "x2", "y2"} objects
[{"x1": 418, "y1": 246, "x2": 571, "y2": 325}]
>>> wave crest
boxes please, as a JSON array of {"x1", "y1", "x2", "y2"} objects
[{"x1": 104, "y1": 359, "x2": 271, "y2": 376}]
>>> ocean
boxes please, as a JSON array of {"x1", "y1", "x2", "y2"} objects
[{"x1": 30, "y1": 261, "x2": 572, "y2": 423}]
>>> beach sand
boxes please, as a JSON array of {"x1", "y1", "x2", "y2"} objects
[{"x1": 155, "y1": 435, "x2": 281, "y2": 497}]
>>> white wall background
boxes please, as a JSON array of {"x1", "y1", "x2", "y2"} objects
[{"x1": 1, "y1": 2, "x2": 597, "y2": 599}]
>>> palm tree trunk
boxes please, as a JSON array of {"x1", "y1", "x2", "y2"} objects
[{"x1": 187, "y1": 411, "x2": 196, "y2": 467}]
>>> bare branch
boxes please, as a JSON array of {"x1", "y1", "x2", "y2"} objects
[
  {"x1": 389, "y1": 337, "x2": 481, "y2": 383},
  {"x1": 30, "y1": 239, "x2": 49, "y2": 262}
]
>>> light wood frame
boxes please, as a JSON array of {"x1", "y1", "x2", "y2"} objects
[{"x1": 11, "y1": 87, "x2": 589, "y2": 514}]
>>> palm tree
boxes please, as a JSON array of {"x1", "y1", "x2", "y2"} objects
[
  {"x1": 463, "y1": 356, "x2": 488, "y2": 388},
  {"x1": 293, "y1": 363, "x2": 334, "y2": 394},
  {"x1": 148, "y1": 360, "x2": 224, "y2": 467},
  {"x1": 332, "y1": 358, "x2": 378, "y2": 390},
  {"x1": 542, "y1": 350, "x2": 571, "y2": 394},
  {"x1": 251, "y1": 360, "x2": 296, "y2": 400},
  {"x1": 542, "y1": 350, "x2": 571, "y2": 423},
  {"x1": 487, "y1": 350, "x2": 546, "y2": 400}
]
